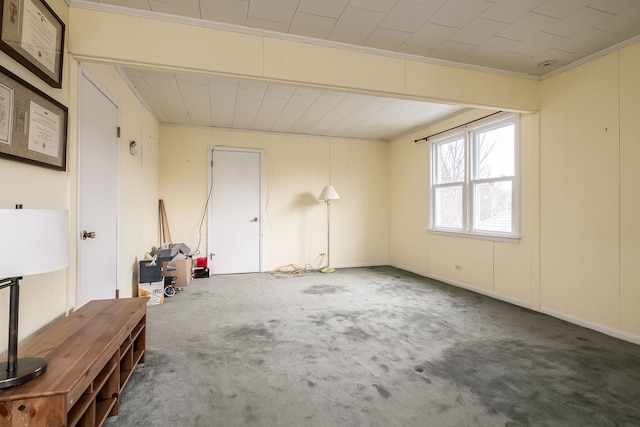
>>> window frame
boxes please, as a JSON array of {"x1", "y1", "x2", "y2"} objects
[{"x1": 429, "y1": 113, "x2": 520, "y2": 243}]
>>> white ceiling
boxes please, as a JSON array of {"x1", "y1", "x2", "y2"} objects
[
  {"x1": 72, "y1": 0, "x2": 640, "y2": 140},
  {"x1": 121, "y1": 67, "x2": 462, "y2": 140}
]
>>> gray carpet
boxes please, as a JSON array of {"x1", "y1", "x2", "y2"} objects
[{"x1": 106, "y1": 266, "x2": 640, "y2": 426}]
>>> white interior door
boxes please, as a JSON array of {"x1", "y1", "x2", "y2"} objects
[
  {"x1": 209, "y1": 147, "x2": 261, "y2": 274},
  {"x1": 77, "y1": 70, "x2": 119, "y2": 306}
]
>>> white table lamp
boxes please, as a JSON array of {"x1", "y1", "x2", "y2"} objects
[{"x1": 0, "y1": 207, "x2": 69, "y2": 389}]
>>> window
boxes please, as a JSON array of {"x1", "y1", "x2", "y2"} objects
[{"x1": 430, "y1": 113, "x2": 519, "y2": 241}]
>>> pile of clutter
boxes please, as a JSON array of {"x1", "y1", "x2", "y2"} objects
[{"x1": 137, "y1": 243, "x2": 208, "y2": 305}]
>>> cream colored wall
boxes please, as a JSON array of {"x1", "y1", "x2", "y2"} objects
[
  {"x1": 619, "y1": 43, "x2": 640, "y2": 335},
  {"x1": 159, "y1": 126, "x2": 388, "y2": 270},
  {"x1": 388, "y1": 41, "x2": 640, "y2": 342},
  {"x1": 540, "y1": 44, "x2": 640, "y2": 338},
  {"x1": 79, "y1": 62, "x2": 161, "y2": 298},
  {"x1": 389, "y1": 110, "x2": 540, "y2": 308},
  {"x1": 0, "y1": 0, "x2": 70, "y2": 354}
]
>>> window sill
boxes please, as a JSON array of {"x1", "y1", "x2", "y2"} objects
[{"x1": 428, "y1": 228, "x2": 521, "y2": 244}]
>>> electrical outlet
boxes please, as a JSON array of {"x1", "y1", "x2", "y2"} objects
[{"x1": 454, "y1": 264, "x2": 462, "y2": 271}]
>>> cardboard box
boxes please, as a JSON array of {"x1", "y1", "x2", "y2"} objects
[
  {"x1": 162, "y1": 257, "x2": 192, "y2": 287},
  {"x1": 138, "y1": 281, "x2": 164, "y2": 305}
]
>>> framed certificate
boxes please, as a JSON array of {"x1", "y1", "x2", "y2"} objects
[
  {"x1": 0, "y1": 0, "x2": 65, "y2": 88},
  {"x1": 0, "y1": 65, "x2": 67, "y2": 170}
]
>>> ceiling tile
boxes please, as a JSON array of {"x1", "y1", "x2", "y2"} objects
[
  {"x1": 448, "y1": 17, "x2": 508, "y2": 46},
  {"x1": 237, "y1": 81, "x2": 268, "y2": 101},
  {"x1": 496, "y1": 12, "x2": 558, "y2": 41},
  {"x1": 508, "y1": 32, "x2": 567, "y2": 56},
  {"x1": 552, "y1": 28, "x2": 618, "y2": 55},
  {"x1": 186, "y1": 107, "x2": 213, "y2": 126},
  {"x1": 403, "y1": 22, "x2": 457, "y2": 49},
  {"x1": 125, "y1": 75, "x2": 149, "y2": 89},
  {"x1": 480, "y1": 0, "x2": 545, "y2": 23},
  {"x1": 428, "y1": 0, "x2": 494, "y2": 29},
  {"x1": 289, "y1": 12, "x2": 337, "y2": 39},
  {"x1": 589, "y1": 0, "x2": 639, "y2": 14},
  {"x1": 347, "y1": 0, "x2": 400, "y2": 14},
  {"x1": 328, "y1": 6, "x2": 386, "y2": 45},
  {"x1": 164, "y1": 108, "x2": 191, "y2": 123},
  {"x1": 261, "y1": 97, "x2": 290, "y2": 109},
  {"x1": 430, "y1": 40, "x2": 476, "y2": 61},
  {"x1": 533, "y1": 0, "x2": 590, "y2": 19},
  {"x1": 272, "y1": 103, "x2": 311, "y2": 133},
  {"x1": 265, "y1": 85, "x2": 296, "y2": 100},
  {"x1": 379, "y1": 1, "x2": 437, "y2": 32},
  {"x1": 297, "y1": 0, "x2": 349, "y2": 19},
  {"x1": 148, "y1": 0, "x2": 200, "y2": 18},
  {"x1": 246, "y1": 17, "x2": 291, "y2": 32},
  {"x1": 294, "y1": 87, "x2": 324, "y2": 98},
  {"x1": 248, "y1": 0, "x2": 299, "y2": 23},
  {"x1": 200, "y1": 0, "x2": 249, "y2": 25},
  {"x1": 364, "y1": 28, "x2": 411, "y2": 50},
  {"x1": 253, "y1": 106, "x2": 285, "y2": 131},
  {"x1": 544, "y1": 7, "x2": 614, "y2": 38},
  {"x1": 142, "y1": 71, "x2": 177, "y2": 87},
  {"x1": 209, "y1": 79, "x2": 239, "y2": 94},
  {"x1": 176, "y1": 73, "x2": 208, "y2": 85},
  {"x1": 468, "y1": 35, "x2": 521, "y2": 56},
  {"x1": 595, "y1": 4, "x2": 640, "y2": 37},
  {"x1": 179, "y1": 82, "x2": 209, "y2": 100},
  {"x1": 406, "y1": 0, "x2": 448, "y2": 6}
]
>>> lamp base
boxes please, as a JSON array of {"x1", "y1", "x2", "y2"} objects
[
  {"x1": 320, "y1": 266, "x2": 336, "y2": 273},
  {"x1": 0, "y1": 357, "x2": 47, "y2": 389}
]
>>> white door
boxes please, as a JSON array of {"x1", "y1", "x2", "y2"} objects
[
  {"x1": 208, "y1": 148, "x2": 261, "y2": 274},
  {"x1": 77, "y1": 70, "x2": 119, "y2": 306}
]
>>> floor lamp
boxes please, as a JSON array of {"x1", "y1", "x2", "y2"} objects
[
  {"x1": 0, "y1": 207, "x2": 69, "y2": 389},
  {"x1": 318, "y1": 185, "x2": 340, "y2": 273}
]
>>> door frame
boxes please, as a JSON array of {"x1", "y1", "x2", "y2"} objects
[
  {"x1": 76, "y1": 64, "x2": 121, "y2": 306},
  {"x1": 207, "y1": 146, "x2": 263, "y2": 274}
]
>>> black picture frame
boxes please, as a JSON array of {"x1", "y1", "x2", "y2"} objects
[
  {"x1": 0, "y1": 65, "x2": 67, "y2": 170},
  {"x1": 0, "y1": 0, "x2": 65, "y2": 88}
]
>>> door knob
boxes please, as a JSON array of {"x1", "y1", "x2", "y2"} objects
[
  {"x1": 251, "y1": 217, "x2": 258, "y2": 222},
  {"x1": 82, "y1": 230, "x2": 96, "y2": 240}
]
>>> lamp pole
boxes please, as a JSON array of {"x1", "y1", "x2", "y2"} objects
[
  {"x1": 322, "y1": 199, "x2": 335, "y2": 273},
  {"x1": 318, "y1": 185, "x2": 339, "y2": 273}
]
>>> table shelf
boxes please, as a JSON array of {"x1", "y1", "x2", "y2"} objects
[{"x1": 0, "y1": 298, "x2": 147, "y2": 427}]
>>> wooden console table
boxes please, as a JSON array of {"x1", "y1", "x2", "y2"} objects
[{"x1": 0, "y1": 298, "x2": 147, "y2": 427}]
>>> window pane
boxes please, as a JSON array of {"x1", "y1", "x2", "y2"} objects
[
  {"x1": 474, "y1": 123, "x2": 514, "y2": 179},
  {"x1": 435, "y1": 137, "x2": 465, "y2": 184},
  {"x1": 473, "y1": 181, "x2": 512, "y2": 233},
  {"x1": 435, "y1": 185, "x2": 463, "y2": 229}
]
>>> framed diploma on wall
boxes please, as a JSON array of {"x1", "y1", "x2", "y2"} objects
[
  {"x1": 0, "y1": 0, "x2": 65, "y2": 88},
  {"x1": 0, "y1": 65, "x2": 67, "y2": 170}
]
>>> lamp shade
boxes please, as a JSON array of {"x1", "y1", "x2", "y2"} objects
[
  {"x1": 318, "y1": 185, "x2": 340, "y2": 201},
  {"x1": 0, "y1": 209, "x2": 69, "y2": 278}
]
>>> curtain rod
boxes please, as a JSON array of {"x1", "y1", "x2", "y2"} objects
[{"x1": 414, "y1": 111, "x2": 503, "y2": 143}]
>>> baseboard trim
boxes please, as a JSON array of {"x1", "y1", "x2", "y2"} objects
[
  {"x1": 539, "y1": 307, "x2": 640, "y2": 346},
  {"x1": 427, "y1": 273, "x2": 531, "y2": 309},
  {"x1": 389, "y1": 263, "x2": 640, "y2": 346},
  {"x1": 334, "y1": 262, "x2": 388, "y2": 269},
  {"x1": 389, "y1": 263, "x2": 531, "y2": 309}
]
